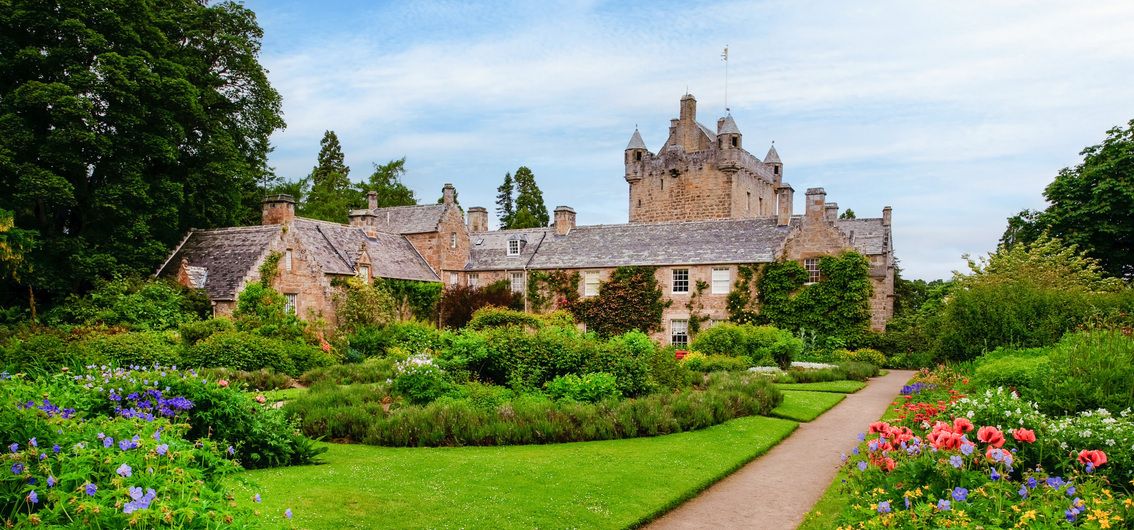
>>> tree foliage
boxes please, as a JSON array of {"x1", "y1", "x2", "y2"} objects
[
  {"x1": 758, "y1": 252, "x2": 873, "y2": 340},
  {"x1": 496, "y1": 167, "x2": 548, "y2": 229},
  {"x1": 0, "y1": 0, "x2": 284, "y2": 307},
  {"x1": 299, "y1": 130, "x2": 354, "y2": 223},
  {"x1": 495, "y1": 172, "x2": 514, "y2": 228},
  {"x1": 361, "y1": 157, "x2": 416, "y2": 208},
  {"x1": 333, "y1": 277, "x2": 396, "y2": 334},
  {"x1": 1001, "y1": 119, "x2": 1134, "y2": 279},
  {"x1": 571, "y1": 266, "x2": 669, "y2": 338}
]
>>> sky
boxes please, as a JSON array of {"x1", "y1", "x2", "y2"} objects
[{"x1": 241, "y1": 0, "x2": 1134, "y2": 281}]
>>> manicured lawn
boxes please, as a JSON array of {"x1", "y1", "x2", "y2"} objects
[
  {"x1": 771, "y1": 390, "x2": 846, "y2": 422},
  {"x1": 228, "y1": 416, "x2": 798, "y2": 529},
  {"x1": 774, "y1": 380, "x2": 866, "y2": 393}
]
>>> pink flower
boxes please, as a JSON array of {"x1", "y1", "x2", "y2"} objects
[
  {"x1": 952, "y1": 417, "x2": 974, "y2": 434},
  {"x1": 977, "y1": 426, "x2": 1005, "y2": 448},
  {"x1": 255, "y1": 394, "x2": 267, "y2": 404},
  {"x1": 1012, "y1": 428, "x2": 1036, "y2": 444},
  {"x1": 1078, "y1": 449, "x2": 1107, "y2": 468},
  {"x1": 218, "y1": 380, "x2": 229, "y2": 388}
]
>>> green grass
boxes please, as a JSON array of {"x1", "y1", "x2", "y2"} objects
[
  {"x1": 770, "y1": 391, "x2": 846, "y2": 422},
  {"x1": 775, "y1": 380, "x2": 867, "y2": 393},
  {"x1": 797, "y1": 470, "x2": 850, "y2": 530},
  {"x1": 227, "y1": 416, "x2": 798, "y2": 529},
  {"x1": 250, "y1": 387, "x2": 308, "y2": 402}
]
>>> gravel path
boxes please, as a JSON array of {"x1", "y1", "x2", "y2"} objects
[{"x1": 647, "y1": 370, "x2": 916, "y2": 530}]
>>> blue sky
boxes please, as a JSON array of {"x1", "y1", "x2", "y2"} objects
[{"x1": 243, "y1": 0, "x2": 1134, "y2": 280}]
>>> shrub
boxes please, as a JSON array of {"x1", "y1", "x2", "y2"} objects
[
  {"x1": 382, "y1": 321, "x2": 444, "y2": 355},
  {"x1": 392, "y1": 355, "x2": 455, "y2": 405},
  {"x1": 467, "y1": 306, "x2": 542, "y2": 330},
  {"x1": 44, "y1": 278, "x2": 210, "y2": 331},
  {"x1": 79, "y1": 331, "x2": 181, "y2": 368},
  {"x1": 178, "y1": 317, "x2": 235, "y2": 347},
  {"x1": 971, "y1": 349, "x2": 1050, "y2": 399},
  {"x1": 440, "y1": 280, "x2": 521, "y2": 329},
  {"x1": 199, "y1": 367, "x2": 294, "y2": 391},
  {"x1": 298, "y1": 357, "x2": 397, "y2": 386},
  {"x1": 232, "y1": 283, "x2": 307, "y2": 342},
  {"x1": 690, "y1": 324, "x2": 746, "y2": 356},
  {"x1": 0, "y1": 332, "x2": 84, "y2": 373},
  {"x1": 183, "y1": 331, "x2": 298, "y2": 375},
  {"x1": 690, "y1": 323, "x2": 802, "y2": 369},
  {"x1": 833, "y1": 347, "x2": 887, "y2": 367},
  {"x1": 681, "y1": 352, "x2": 750, "y2": 373},
  {"x1": 344, "y1": 324, "x2": 387, "y2": 359},
  {"x1": 570, "y1": 265, "x2": 668, "y2": 338},
  {"x1": 544, "y1": 372, "x2": 621, "y2": 403},
  {"x1": 333, "y1": 277, "x2": 397, "y2": 333},
  {"x1": 1039, "y1": 330, "x2": 1134, "y2": 415},
  {"x1": 838, "y1": 361, "x2": 880, "y2": 381}
]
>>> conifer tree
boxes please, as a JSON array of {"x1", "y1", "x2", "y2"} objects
[
  {"x1": 512, "y1": 166, "x2": 550, "y2": 228},
  {"x1": 495, "y1": 172, "x2": 515, "y2": 228},
  {"x1": 361, "y1": 157, "x2": 417, "y2": 207},
  {"x1": 300, "y1": 131, "x2": 357, "y2": 223}
]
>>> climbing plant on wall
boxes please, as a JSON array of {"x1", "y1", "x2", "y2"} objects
[
  {"x1": 571, "y1": 266, "x2": 669, "y2": 338},
  {"x1": 526, "y1": 270, "x2": 580, "y2": 313},
  {"x1": 378, "y1": 278, "x2": 442, "y2": 322},
  {"x1": 726, "y1": 264, "x2": 764, "y2": 324},
  {"x1": 758, "y1": 251, "x2": 873, "y2": 340},
  {"x1": 686, "y1": 280, "x2": 711, "y2": 335}
]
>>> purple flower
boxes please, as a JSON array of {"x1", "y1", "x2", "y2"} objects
[
  {"x1": 1027, "y1": 477, "x2": 1037, "y2": 489},
  {"x1": 936, "y1": 499, "x2": 951, "y2": 511},
  {"x1": 1066, "y1": 507, "x2": 1079, "y2": 522},
  {"x1": 1018, "y1": 485, "x2": 1028, "y2": 499},
  {"x1": 152, "y1": 430, "x2": 161, "y2": 441},
  {"x1": 949, "y1": 455, "x2": 963, "y2": 469},
  {"x1": 960, "y1": 442, "x2": 974, "y2": 456},
  {"x1": 285, "y1": 508, "x2": 293, "y2": 519},
  {"x1": 119, "y1": 439, "x2": 133, "y2": 451},
  {"x1": 877, "y1": 500, "x2": 891, "y2": 513},
  {"x1": 28, "y1": 438, "x2": 36, "y2": 448},
  {"x1": 47, "y1": 475, "x2": 56, "y2": 488},
  {"x1": 97, "y1": 433, "x2": 106, "y2": 440},
  {"x1": 27, "y1": 490, "x2": 37, "y2": 504},
  {"x1": 103, "y1": 437, "x2": 114, "y2": 448},
  {"x1": 990, "y1": 469, "x2": 1001, "y2": 481},
  {"x1": 85, "y1": 483, "x2": 97, "y2": 496},
  {"x1": 1066, "y1": 485, "x2": 1077, "y2": 496},
  {"x1": 857, "y1": 461, "x2": 868, "y2": 472},
  {"x1": 857, "y1": 432, "x2": 866, "y2": 442},
  {"x1": 11, "y1": 463, "x2": 24, "y2": 475},
  {"x1": 123, "y1": 486, "x2": 157, "y2": 514},
  {"x1": 254, "y1": 493, "x2": 262, "y2": 503},
  {"x1": 1046, "y1": 476, "x2": 1066, "y2": 489},
  {"x1": 227, "y1": 445, "x2": 235, "y2": 456},
  {"x1": 116, "y1": 463, "x2": 132, "y2": 477},
  {"x1": 904, "y1": 496, "x2": 911, "y2": 509},
  {"x1": 52, "y1": 444, "x2": 60, "y2": 454},
  {"x1": 8, "y1": 443, "x2": 17, "y2": 453},
  {"x1": 156, "y1": 444, "x2": 168, "y2": 456},
  {"x1": 952, "y1": 487, "x2": 968, "y2": 502}
]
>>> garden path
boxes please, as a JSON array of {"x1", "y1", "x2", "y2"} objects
[{"x1": 648, "y1": 369, "x2": 916, "y2": 530}]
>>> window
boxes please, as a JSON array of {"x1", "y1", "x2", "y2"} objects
[
  {"x1": 759, "y1": 197, "x2": 764, "y2": 215},
  {"x1": 671, "y1": 268, "x2": 690, "y2": 294},
  {"x1": 635, "y1": 151, "x2": 642, "y2": 161},
  {"x1": 358, "y1": 264, "x2": 370, "y2": 280},
  {"x1": 804, "y1": 258, "x2": 821, "y2": 284},
  {"x1": 468, "y1": 273, "x2": 479, "y2": 288},
  {"x1": 284, "y1": 250, "x2": 293, "y2": 272},
  {"x1": 449, "y1": 272, "x2": 458, "y2": 285},
  {"x1": 584, "y1": 271, "x2": 600, "y2": 297},
  {"x1": 711, "y1": 267, "x2": 730, "y2": 294},
  {"x1": 671, "y1": 319, "x2": 689, "y2": 348},
  {"x1": 284, "y1": 294, "x2": 297, "y2": 315},
  {"x1": 731, "y1": 137, "x2": 738, "y2": 147},
  {"x1": 510, "y1": 272, "x2": 524, "y2": 293},
  {"x1": 746, "y1": 191, "x2": 751, "y2": 212},
  {"x1": 774, "y1": 166, "x2": 780, "y2": 175},
  {"x1": 507, "y1": 240, "x2": 520, "y2": 256},
  {"x1": 450, "y1": 232, "x2": 458, "y2": 249}
]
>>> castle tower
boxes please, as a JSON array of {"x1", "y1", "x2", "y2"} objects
[{"x1": 626, "y1": 94, "x2": 789, "y2": 223}]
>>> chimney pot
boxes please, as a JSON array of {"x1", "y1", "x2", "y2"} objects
[
  {"x1": 442, "y1": 183, "x2": 456, "y2": 205},
  {"x1": 804, "y1": 187, "x2": 827, "y2": 222},
  {"x1": 882, "y1": 206, "x2": 892, "y2": 227}
]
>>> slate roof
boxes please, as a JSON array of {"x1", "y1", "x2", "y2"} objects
[
  {"x1": 346, "y1": 204, "x2": 447, "y2": 234},
  {"x1": 466, "y1": 228, "x2": 550, "y2": 271},
  {"x1": 156, "y1": 226, "x2": 280, "y2": 301},
  {"x1": 519, "y1": 218, "x2": 794, "y2": 269},
  {"x1": 764, "y1": 144, "x2": 781, "y2": 164},
  {"x1": 626, "y1": 129, "x2": 647, "y2": 150},
  {"x1": 718, "y1": 115, "x2": 740, "y2": 135},
  {"x1": 837, "y1": 218, "x2": 889, "y2": 256},
  {"x1": 292, "y1": 219, "x2": 438, "y2": 282}
]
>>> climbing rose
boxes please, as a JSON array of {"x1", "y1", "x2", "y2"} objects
[{"x1": 1013, "y1": 428, "x2": 1036, "y2": 443}]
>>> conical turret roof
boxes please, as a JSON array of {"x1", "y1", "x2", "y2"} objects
[
  {"x1": 718, "y1": 114, "x2": 740, "y2": 135},
  {"x1": 626, "y1": 129, "x2": 647, "y2": 150},
  {"x1": 764, "y1": 144, "x2": 781, "y2": 164}
]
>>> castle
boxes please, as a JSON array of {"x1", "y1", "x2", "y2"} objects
[{"x1": 157, "y1": 94, "x2": 896, "y2": 346}]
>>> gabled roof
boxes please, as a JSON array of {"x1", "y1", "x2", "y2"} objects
[
  {"x1": 292, "y1": 219, "x2": 439, "y2": 282},
  {"x1": 466, "y1": 228, "x2": 549, "y2": 271},
  {"x1": 626, "y1": 129, "x2": 647, "y2": 150},
  {"x1": 527, "y1": 218, "x2": 795, "y2": 269},
  {"x1": 347, "y1": 203, "x2": 447, "y2": 234},
  {"x1": 156, "y1": 226, "x2": 281, "y2": 301},
  {"x1": 836, "y1": 218, "x2": 889, "y2": 256}
]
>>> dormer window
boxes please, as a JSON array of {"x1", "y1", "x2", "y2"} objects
[
  {"x1": 507, "y1": 240, "x2": 520, "y2": 256},
  {"x1": 357, "y1": 264, "x2": 370, "y2": 280}
]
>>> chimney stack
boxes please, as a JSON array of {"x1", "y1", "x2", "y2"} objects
[
  {"x1": 804, "y1": 188, "x2": 827, "y2": 222},
  {"x1": 442, "y1": 183, "x2": 456, "y2": 205},
  {"x1": 776, "y1": 185, "x2": 794, "y2": 226},
  {"x1": 882, "y1": 206, "x2": 892, "y2": 227},
  {"x1": 553, "y1": 206, "x2": 576, "y2": 236},
  {"x1": 467, "y1": 207, "x2": 488, "y2": 232},
  {"x1": 261, "y1": 194, "x2": 295, "y2": 225},
  {"x1": 825, "y1": 202, "x2": 839, "y2": 222},
  {"x1": 367, "y1": 191, "x2": 377, "y2": 210}
]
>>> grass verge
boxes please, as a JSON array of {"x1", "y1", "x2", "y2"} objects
[
  {"x1": 774, "y1": 380, "x2": 867, "y2": 393},
  {"x1": 770, "y1": 391, "x2": 846, "y2": 422},
  {"x1": 227, "y1": 416, "x2": 798, "y2": 529},
  {"x1": 797, "y1": 469, "x2": 850, "y2": 529}
]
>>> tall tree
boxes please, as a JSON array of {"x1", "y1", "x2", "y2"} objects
[
  {"x1": 299, "y1": 131, "x2": 356, "y2": 223},
  {"x1": 495, "y1": 172, "x2": 515, "y2": 228},
  {"x1": 361, "y1": 157, "x2": 416, "y2": 208},
  {"x1": 0, "y1": 0, "x2": 284, "y2": 308},
  {"x1": 1001, "y1": 119, "x2": 1134, "y2": 279},
  {"x1": 511, "y1": 166, "x2": 549, "y2": 229}
]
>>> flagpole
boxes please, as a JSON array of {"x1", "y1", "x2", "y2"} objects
[{"x1": 722, "y1": 45, "x2": 729, "y2": 112}]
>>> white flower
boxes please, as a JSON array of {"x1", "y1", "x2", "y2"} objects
[
  {"x1": 1106, "y1": 439, "x2": 1115, "y2": 446},
  {"x1": 967, "y1": 411, "x2": 975, "y2": 419}
]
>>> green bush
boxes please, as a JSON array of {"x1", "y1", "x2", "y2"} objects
[
  {"x1": 179, "y1": 317, "x2": 235, "y2": 347},
  {"x1": 333, "y1": 277, "x2": 397, "y2": 333},
  {"x1": 971, "y1": 347, "x2": 1050, "y2": 398},
  {"x1": 44, "y1": 278, "x2": 210, "y2": 331},
  {"x1": 691, "y1": 323, "x2": 802, "y2": 369},
  {"x1": 383, "y1": 321, "x2": 444, "y2": 354},
  {"x1": 832, "y1": 347, "x2": 886, "y2": 367},
  {"x1": 690, "y1": 323, "x2": 746, "y2": 356},
  {"x1": 199, "y1": 367, "x2": 294, "y2": 391},
  {"x1": 79, "y1": 331, "x2": 181, "y2": 367},
  {"x1": 544, "y1": 372, "x2": 621, "y2": 403},
  {"x1": 467, "y1": 306, "x2": 542, "y2": 330},
  {"x1": 233, "y1": 283, "x2": 308, "y2": 342},
  {"x1": 344, "y1": 324, "x2": 387, "y2": 359},
  {"x1": 298, "y1": 357, "x2": 397, "y2": 386},
  {"x1": 0, "y1": 332, "x2": 84, "y2": 373},
  {"x1": 286, "y1": 371, "x2": 781, "y2": 446},
  {"x1": 1039, "y1": 330, "x2": 1134, "y2": 415},
  {"x1": 681, "y1": 352, "x2": 750, "y2": 373},
  {"x1": 392, "y1": 356, "x2": 455, "y2": 405},
  {"x1": 183, "y1": 331, "x2": 298, "y2": 375}
]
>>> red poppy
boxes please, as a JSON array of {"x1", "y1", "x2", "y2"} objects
[
  {"x1": 952, "y1": 417, "x2": 974, "y2": 433},
  {"x1": 1078, "y1": 449, "x2": 1107, "y2": 468},
  {"x1": 1012, "y1": 428, "x2": 1036, "y2": 443},
  {"x1": 977, "y1": 426, "x2": 1005, "y2": 448}
]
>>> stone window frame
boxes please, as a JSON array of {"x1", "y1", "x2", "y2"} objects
[
  {"x1": 449, "y1": 272, "x2": 458, "y2": 285},
  {"x1": 284, "y1": 293, "x2": 297, "y2": 315},
  {"x1": 671, "y1": 318, "x2": 689, "y2": 348},
  {"x1": 804, "y1": 258, "x2": 821, "y2": 284},
  {"x1": 468, "y1": 273, "x2": 479, "y2": 288},
  {"x1": 583, "y1": 271, "x2": 600, "y2": 297},
  {"x1": 672, "y1": 268, "x2": 690, "y2": 294},
  {"x1": 507, "y1": 240, "x2": 520, "y2": 256},
  {"x1": 711, "y1": 267, "x2": 730, "y2": 294},
  {"x1": 284, "y1": 249, "x2": 293, "y2": 272},
  {"x1": 357, "y1": 264, "x2": 370, "y2": 281},
  {"x1": 510, "y1": 272, "x2": 524, "y2": 293}
]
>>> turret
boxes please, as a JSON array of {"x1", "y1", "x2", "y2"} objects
[
  {"x1": 624, "y1": 128, "x2": 648, "y2": 182},
  {"x1": 716, "y1": 115, "x2": 741, "y2": 150},
  {"x1": 765, "y1": 144, "x2": 783, "y2": 184}
]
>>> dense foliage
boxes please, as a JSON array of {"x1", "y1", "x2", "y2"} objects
[
  {"x1": 333, "y1": 277, "x2": 396, "y2": 333},
  {"x1": 571, "y1": 266, "x2": 668, "y2": 338},
  {"x1": 690, "y1": 323, "x2": 803, "y2": 369},
  {"x1": 44, "y1": 278, "x2": 210, "y2": 331},
  {"x1": 382, "y1": 278, "x2": 442, "y2": 322},
  {"x1": 495, "y1": 166, "x2": 549, "y2": 229},
  {"x1": 439, "y1": 280, "x2": 521, "y2": 328},
  {"x1": 759, "y1": 252, "x2": 873, "y2": 341},
  {"x1": 0, "y1": 0, "x2": 284, "y2": 309}
]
